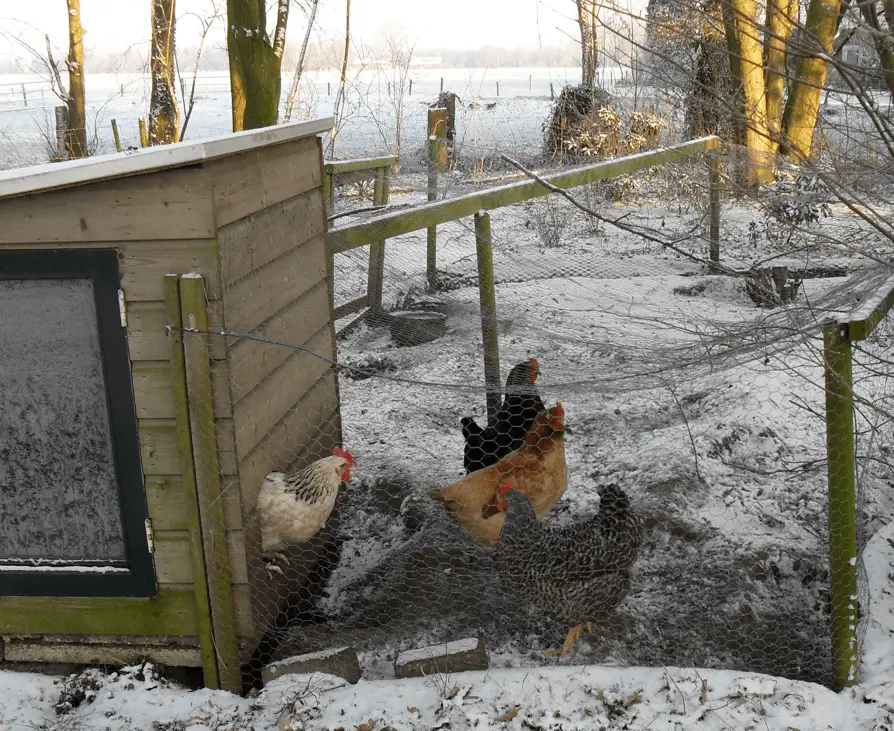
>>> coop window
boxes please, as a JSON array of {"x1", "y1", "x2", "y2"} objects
[{"x1": 0, "y1": 249, "x2": 155, "y2": 597}]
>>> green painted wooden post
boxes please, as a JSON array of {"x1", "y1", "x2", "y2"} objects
[
  {"x1": 163, "y1": 274, "x2": 219, "y2": 690},
  {"x1": 111, "y1": 119, "x2": 122, "y2": 152},
  {"x1": 179, "y1": 275, "x2": 241, "y2": 694},
  {"x1": 823, "y1": 323, "x2": 859, "y2": 690},
  {"x1": 474, "y1": 212, "x2": 502, "y2": 426},
  {"x1": 366, "y1": 166, "x2": 390, "y2": 314},
  {"x1": 709, "y1": 150, "x2": 721, "y2": 266}
]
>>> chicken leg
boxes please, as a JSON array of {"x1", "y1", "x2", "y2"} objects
[{"x1": 546, "y1": 622, "x2": 595, "y2": 657}]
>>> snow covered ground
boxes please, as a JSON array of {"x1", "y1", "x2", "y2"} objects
[{"x1": 4, "y1": 519, "x2": 894, "y2": 729}]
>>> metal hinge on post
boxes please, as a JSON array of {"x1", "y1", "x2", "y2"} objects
[
  {"x1": 144, "y1": 518, "x2": 155, "y2": 554},
  {"x1": 118, "y1": 289, "x2": 128, "y2": 327}
]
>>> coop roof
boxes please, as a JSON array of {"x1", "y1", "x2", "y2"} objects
[{"x1": 0, "y1": 117, "x2": 333, "y2": 201}]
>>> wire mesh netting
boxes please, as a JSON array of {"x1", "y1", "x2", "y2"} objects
[{"x1": 177, "y1": 144, "x2": 894, "y2": 693}]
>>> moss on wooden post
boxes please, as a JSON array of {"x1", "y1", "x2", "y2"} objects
[
  {"x1": 164, "y1": 275, "x2": 219, "y2": 690},
  {"x1": 709, "y1": 150, "x2": 721, "y2": 266},
  {"x1": 823, "y1": 323, "x2": 858, "y2": 690},
  {"x1": 138, "y1": 117, "x2": 149, "y2": 148},
  {"x1": 179, "y1": 275, "x2": 241, "y2": 694},
  {"x1": 474, "y1": 212, "x2": 502, "y2": 426},
  {"x1": 111, "y1": 119, "x2": 122, "y2": 152},
  {"x1": 366, "y1": 166, "x2": 390, "y2": 314}
]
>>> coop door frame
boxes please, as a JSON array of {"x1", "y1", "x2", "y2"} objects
[{"x1": 0, "y1": 248, "x2": 156, "y2": 598}]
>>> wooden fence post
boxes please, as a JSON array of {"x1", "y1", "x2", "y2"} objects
[
  {"x1": 709, "y1": 150, "x2": 721, "y2": 266},
  {"x1": 427, "y1": 108, "x2": 449, "y2": 291},
  {"x1": 111, "y1": 119, "x2": 122, "y2": 152},
  {"x1": 823, "y1": 323, "x2": 858, "y2": 691},
  {"x1": 366, "y1": 166, "x2": 390, "y2": 315},
  {"x1": 163, "y1": 275, "x2": 219, "y2": 690},
  {"x1": 138, "y1": 117, "x2": 149, "y2": 148},
  {"x1": 474, "y1": 212, "x2": 502, "y2": 426},
  {"x1": 179, "y1": 274, "x2": 241, "y2": 694},
  {"x1": 52, "y1": 106, "x2": 68, "y2": 163}
]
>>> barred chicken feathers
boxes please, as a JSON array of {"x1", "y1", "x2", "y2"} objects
[{"x1": 496, "y1": 483, "x2": 642, "y2": 626}]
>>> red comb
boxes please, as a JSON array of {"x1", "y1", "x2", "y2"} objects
[
  {"x1": 529, "y1": 357, "x2": 539, "y2": 370},
  {"x1": 498, "y1": 480, "x2": 513, "y2": 494},
  {"x1": 332, "y1": 446, "x2": 353, "y2": 464},
  {"x1": 554, "y1": 402, "x2": 564, "y2": 416}
]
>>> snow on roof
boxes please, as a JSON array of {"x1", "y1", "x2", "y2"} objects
[{"x1": 0, "y1": 116, "x2": 333, "y2": 201}]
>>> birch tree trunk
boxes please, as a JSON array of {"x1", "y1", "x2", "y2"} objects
[
  {"x1": 65, "y1": 0, "x2": 88, "y2": 158},
  {"x1": 149, "y1": 0, "x2": 180, "y2": 144},
  {"x1": 764, "y1": 0, "x2": 798, "y2": 153},
  {"x1": 723, "y1": 0, "x2": 774, "y2": 183},
  {"x1": 226, "y1": 0, "x2": 290, "y2": 131},
  {"x1": 780, "y1": 0, "x2": 844, "y2": 158},
  {"x1": 577, "y1": 0, "x2": 599, "y2": 89}
]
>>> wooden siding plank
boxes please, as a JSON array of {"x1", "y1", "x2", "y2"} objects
[
  {"x1": 132, "y1": 361, "x2": 176, "y2": 419},
  {"x1": 221, "y1": 233, "x2": 328, "y2": 336},
  {"x1": 120, "y1": 240, "x2": 220, "y2": 303},
  {"x1": 127, "y1": 299, "x2": 226, "y2": 361},
  {"x1": 237, "y1": 370, "x2": 340, "y2": 511},
  {"x1": 154, "y1": 531, "x2": 194, "y2": 584},
  {"x1": 217, "y1": 417, "x2": 238, "y2": 476},
  {"x1": 145, "y1": 477, "x2": 189, "y2": 531},
  {"x1": 139, "y1": 420, "x2": 181, "y2": 475},
  {"x1": 210, "y1": 136, "x2": 322, "y2": 227},
  {"x1": 227, "y1": 279, "x2": 330, "y2": 399},
  {"x1": 227, "y1": 530, "x2": 249, "y2": 585},
  {"x1": 145, "y1": 476, "x2": 241, "y2": 531},
  {"x1": 210, "y1": 360, "x2": 233, "y2": 418},
  {"x1": 0, "y1": 166, "x2": 214, "y2": 244},
  {"x1": 0, "y1": 588, "x2": 197, "y2": 635},
  {"x1": 126, "y1": 301, "x2": 169, "y2": 361},
  {"x1": 218, "y1": 189, "x2": 325, "y2": 286},
  {"x1": 233, "y1": 327, "x2": 333, "y2": 459}
]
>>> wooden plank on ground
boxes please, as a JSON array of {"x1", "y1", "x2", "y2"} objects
[
  {"x1": 232, "y1": 327, "x2": 332, "y2": 458},
  {"x1": 210, "y1": 136, "x2": 322, "y2": 226},
  {"x1": 4, "y1": 639, "x2": 202, "y2": 667},
  {"x1": 218, "y1": 189, "x2": 325, "y2": 286},
  {"x1": 222, "y1": 233, "x2": 328, "y2": 335}
]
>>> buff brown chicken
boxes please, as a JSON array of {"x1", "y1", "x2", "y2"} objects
[{"x1": 428, "y1": 403, "x2": 567, "y2": 544}]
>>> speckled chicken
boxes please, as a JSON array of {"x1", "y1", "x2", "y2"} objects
[{"x1": 496, "y1": 482, "x2": 642, "y2": 656}]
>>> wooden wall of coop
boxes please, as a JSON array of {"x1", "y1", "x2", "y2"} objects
[{"x1": 0, "y1": 118, "x2": 338, "y2": 693}]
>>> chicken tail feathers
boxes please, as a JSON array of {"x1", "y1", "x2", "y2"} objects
[{"x1": 460, "y1": 416, "x2": 483, "y2": 439}]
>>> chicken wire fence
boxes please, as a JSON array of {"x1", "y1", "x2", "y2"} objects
[{"x1": 176, "y1": 145, "x2": 894, "y2": 695}]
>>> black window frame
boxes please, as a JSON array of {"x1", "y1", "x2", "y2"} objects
[{"x1": 0, "y1": 248, "x2": 157, "y2": 597}]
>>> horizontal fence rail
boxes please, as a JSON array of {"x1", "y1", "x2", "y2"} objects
[{"x1": 328, "y1": 136, "x2": 720, "y2": 253}]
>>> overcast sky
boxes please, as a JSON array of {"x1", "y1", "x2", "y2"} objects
[{"x1": 0, "y1": 0, "x2": 598, "y2": 57}]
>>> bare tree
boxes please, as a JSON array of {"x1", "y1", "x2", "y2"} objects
[
  {"x1": 226, "y1": 0, "x2": 290, "y2": 131},
  {"x1": 65, "y1": 0, "x2": 87, "y2": 158},
  {"x1": 149, "y1": 0, "x2": 180, "y2": 145},
  {"x1": 178, "y1": 0, "x2": 225, "y2": 139},
  {"x1": 576, "y1": 0, "x2": 600, "y2": 88},
  {"x1": 284, "y1": 0, "x2": 321, "y2": 122},
  {"x1": 327, "y1": 0, "x2": 352, "y2": 156}
]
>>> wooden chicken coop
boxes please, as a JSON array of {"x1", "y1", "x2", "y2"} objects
[{"x1": 0, "y1": 118, "x2": 341, "y2": 693}]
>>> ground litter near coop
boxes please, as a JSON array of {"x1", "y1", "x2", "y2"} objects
[{"x1": 267, "y1": 185, "x2": 894, "y2": 688}]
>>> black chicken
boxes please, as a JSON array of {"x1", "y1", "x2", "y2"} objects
[
  {"x1": 460, "y1": 357, "x2": 545, "y2": 474},
  {"x1": 496, "y1": 483, "x2": 643, "y2": 656}
]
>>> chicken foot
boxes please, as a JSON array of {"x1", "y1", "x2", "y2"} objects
[
  {"x1": 262, "y1": 552, "x2": 291, "y2": 576},
  {"x1": 546, "y1": 622, "x2": 594, "y2": 657}
]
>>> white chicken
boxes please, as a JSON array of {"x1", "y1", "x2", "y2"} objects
[{"x1": 254, "y1": 446, "x2": 354, "y2": 575}]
